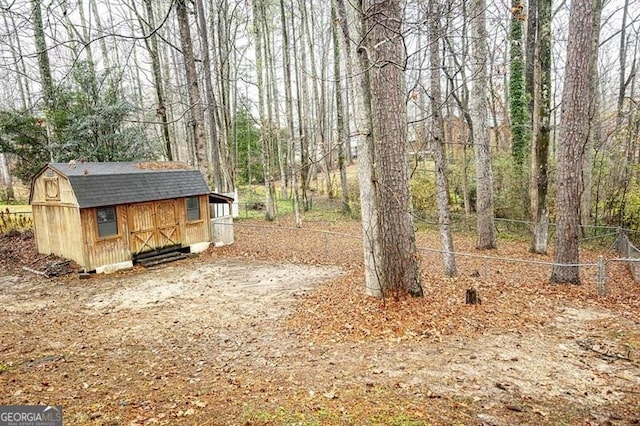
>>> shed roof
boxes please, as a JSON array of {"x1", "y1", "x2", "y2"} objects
[{"x1": 38, "y1": 162, "x2": 210, "y2": 208}]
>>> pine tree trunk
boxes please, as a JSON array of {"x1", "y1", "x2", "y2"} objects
[
  {"x1": 551, "y1": 0, "x2": 598, "y2": 284},
  {"x1": 365, "y1": 0, "x2": 423, "y2": 297}
]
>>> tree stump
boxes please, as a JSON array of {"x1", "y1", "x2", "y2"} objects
[{"x1": 466, "y1": 287, "x2": 482, "y2": 305}]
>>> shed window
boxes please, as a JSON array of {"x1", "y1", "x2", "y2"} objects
[
  {"x1": 186, "y1": 196, "x2": 200, "y2": 221},
  {"x1": 97, "y1": 206, "x2": 118, "y2": 238}
]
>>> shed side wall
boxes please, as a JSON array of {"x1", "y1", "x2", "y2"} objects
[
  {"x1": 182, "y1": 195, "x2": 211, "y2": 246},
  {"x1": 81, "y1": 206, "x2": 130, "y2": 271},
  {"x1": 32, "y1": 204, "x2": 84, "y2": 266}
]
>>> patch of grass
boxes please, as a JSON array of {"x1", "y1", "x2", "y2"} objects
[
  {"x1": 241, "y1": 405, "x2": 341, "y2": 425},
  {"x1": 0, "y1": 208, "x2": 32, "y2": 234},
  {"x1": 0, "y1": 362, "x2": 8, "y2": 372},
  {"x1": 368, "y1": 413, "x2": 430, "y2": 426},
  {"x1": 0, "y1": 204, "x2": 31, "y2": 213}
]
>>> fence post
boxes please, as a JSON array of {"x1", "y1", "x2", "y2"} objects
[
  {"x1": 483, "y1": 256, "x2": 488, "y2": 279},
  {"x1": 323, "y1": 232, "x2": 328, "y2": 259},
  {"x1": 597, "y1": 255, "x2": 605, "y2": 296}
]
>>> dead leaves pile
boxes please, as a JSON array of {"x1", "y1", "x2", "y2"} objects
[{"x1": 212, "y1": 218, "x2": 640, "y2": 344}]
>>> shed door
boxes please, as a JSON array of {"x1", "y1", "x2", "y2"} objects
[
  {"x1": 128, "y1": 200, "x2": 180, "y2": 254},
  {"x1": 156, "y1": 200, "x2": 180, "y2": 247}
]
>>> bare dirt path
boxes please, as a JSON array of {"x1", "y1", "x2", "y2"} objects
[{"x1": 1, "y1": 226, "x2": 640, "y2": 425}]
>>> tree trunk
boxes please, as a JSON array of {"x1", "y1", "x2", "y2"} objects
[
  {"x1": 280, "y1": 0, "x2": 302, "y2": 226},
  {"x1": 365, "y1": 0, "x2": 423, "y2": 297},
  {"x1": 195, "y1": 0, "x2": 225, "y2": 192},
  {"x1": 430, "y1": 0, "x2": 457, "y2": 277},
  {"x1": 252, "y1": 0, "x2": 275, "y2": 221},
  {"x1": 509, "y1": 0, "x2": 528, "y2": 168},
  {"x1": 176, "y1": 0, "x2": 210, "y2": 183},
  {"x1": 343, "y1": 0, "x2": 382, "y2": 297},
  {"x1": 0, "y1": 153, "x2": 14, "y2": 201},
  {"x1": 551, "y1": 0, "x2": 598, "y2": 284},
  {"x1": 580, "y1": 0, "x2": 603, "y2": 236},
  {"x1": 291, "y1": 0, "x2": 311, "y2": 210},
  {"x1": 32, "y1": 0, "x2": 53, "y2": 100},
  {"x1": 213, "y1": 0, "x2": 235, "y2": 189},
  {"x1": 137, "y1": 0, "x2": 173, "y2": 161},
  {"x1": 530, "y1": 0, "x2": 552, "y2": 253},
  {"x1": 32, "y1": 0, "x2": 55, "y2": 161},
  {"x1": 332, "y1": 1, "x2": 350, "y2": 214},
  {"x1": 471, "y1": 0, "x2": 497, "y2": 250}
]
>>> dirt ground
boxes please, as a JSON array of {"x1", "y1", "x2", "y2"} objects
[{"x1": 1, "y1": 221, "x2": 639, "y2": 425}]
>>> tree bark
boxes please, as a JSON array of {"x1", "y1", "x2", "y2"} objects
[
  {"x1": 430, "y1": 0, "x2": 457, "y2": 277},
  {"x1": 252, "y1": 0, "x2": 276, "y2": 221},
  {"x1": 195, "y1": 0, "x2": 225, "y2": 191},
  {"x1": 579, "y1": 0, "x2": 603, "y2": 236},
  {"x1": 551, "y1": 0, "x2": 598, "y2": 284},
  {"x1": 530, "y1": 0, "x2": 552, "y2": 253},
  {"x1": 365, "y1": 0, "x2": 423, "y2": 297},
  {"x1": 337, "y1": 0, "x2": 383, "y2": 297},
  {"x1": 280, "y1": 0, "x2": 302, "y2": 226},
  {"x1": 136, "y1": 0, "x2": 173, "y2": 161},
  {"x1": 176, "y1": 0, "x2": 210, "y2": 183},
  {"x1": 471, "y1": 0, "x2": 497, "y2": 250},
  {"x1": 332, "y1": 1, "x2": 350, "y2": 214}
]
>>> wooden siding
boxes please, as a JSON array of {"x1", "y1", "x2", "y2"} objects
[
  {"x1": 32, "y1": 204, "x2": 84, "y2": 266},
  {"x1": 32, "y1": 164, "x2": 211, "y2": 271},
  {"x1": 81, "y1": 206, "x2": 130, "y2": 271},
  {"x1": 31, "y1": 168, "x2": 78, "y2": 206},
  {"x1": 128, "y1": 200, "x2": 181, "y2": 254},
  {"x1": 182, "y1": 195, "x2": 211, "y2": 246}
]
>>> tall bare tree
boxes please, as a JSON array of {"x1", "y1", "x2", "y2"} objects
[
  {"x1": 529, "y1": 0, "x2": 552, "y2": 254},
  {"x1": 470, "y1": 0, "x2": 496, "y2": 250},
  {"x1": 332, "y1": 1, "x2": 350, "y2": 213},
  {"x1": 337, "y1": 0, "x2": 383, "y2": 296},
  {"x1": 280, "y1": 0, "x2": 302, "y2": 226},
  {"x1": 551, "y1": 0, "x2": 598, "y2": 284},
  {"x1": 252, "y1": 0, "x2": 276, "y2": 220},
  {"x1": 176, "y1": 0, "x2": 210, "y2": 183},
  {"x1": 195, "y1": 0, "x2": 225, "y2": 191},
  {"x1": 430, "y1": 0, "x2": 457, "y2": 276}
]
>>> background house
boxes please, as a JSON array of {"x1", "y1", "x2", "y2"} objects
[{"x1": 30, "y1": 161, "x2": 216, "y2": 273}]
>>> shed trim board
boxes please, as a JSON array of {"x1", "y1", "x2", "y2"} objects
[{"x1": 30, "y1": 162, "x2": 216, "y2": 272}]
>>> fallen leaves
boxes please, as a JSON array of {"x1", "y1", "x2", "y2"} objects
[{"x1": 1, "y1": 218, "x2": 640, "y2": 425}]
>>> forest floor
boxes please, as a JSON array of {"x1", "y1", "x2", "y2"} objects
[{"x1": 1, "y1": 217, "x2": 640, "y2": 425}]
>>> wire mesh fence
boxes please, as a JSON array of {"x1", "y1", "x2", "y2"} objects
[{"x1": 230, "y1": 221, "x2": 634, "y2": 297}]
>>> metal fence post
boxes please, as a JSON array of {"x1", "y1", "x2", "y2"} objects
[{"x1": 597, "y1": 255, "x2": 605, "y2": 296}]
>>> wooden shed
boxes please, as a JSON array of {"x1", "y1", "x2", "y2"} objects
[{"x1": 30, "y1": 161, "x2": 213, "y2": 273}]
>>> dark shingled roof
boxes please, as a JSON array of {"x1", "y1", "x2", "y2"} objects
[{"x1": 46, "y1": 162, "x2": 210, "y2": 208}]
